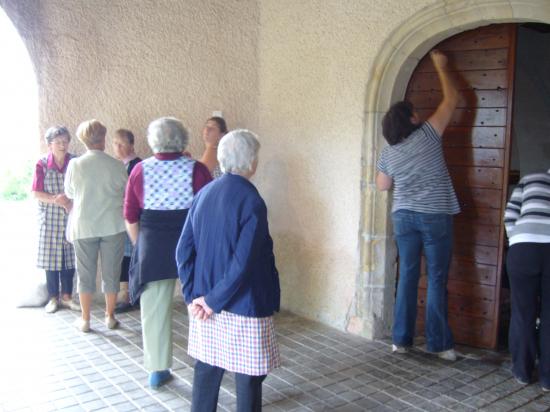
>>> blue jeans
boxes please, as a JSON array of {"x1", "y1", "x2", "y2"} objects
[
  {"x1": 392, "y1": 209, "x2": 454, "y2": 352},
  {"x1": 46, "y1": 269, "x2": 75, "y2": 298}
]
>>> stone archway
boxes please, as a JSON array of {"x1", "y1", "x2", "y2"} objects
[{"x1": 349, "y1": 0, "x2": 550, "y2": 340}]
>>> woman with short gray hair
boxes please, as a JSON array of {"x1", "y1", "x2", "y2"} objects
[
  {"x1": 124, "y1": 117, "x2": 211, "y2": 389},
  {"x1": 32, "y1": 126, "x2": 79, "y2": 313},
  {"x1": 177, "y1": 129, "x2": 280, "y2": 411}
]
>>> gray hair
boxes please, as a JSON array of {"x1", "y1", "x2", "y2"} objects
[
  {"x1": 147, "y1": 117, "x2": 189, "y2": 154},
  {"x1": 44, "y1": 126, "x2": 71, "y2": 145},
  {"x1": 218, "y1": 129, "x2": 260, "y2": 174}
]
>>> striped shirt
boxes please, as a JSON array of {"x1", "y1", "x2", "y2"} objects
[
  {"x1": 377, "y1": 122, "x2": 460, "y2": 215},
  {"x1": 504, "y1": 170, "x2": 550, "y2": 245}
]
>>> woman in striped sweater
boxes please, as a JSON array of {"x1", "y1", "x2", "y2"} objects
[{"x1": 504, "y1": 171, "x2": 550, "y2": 392}]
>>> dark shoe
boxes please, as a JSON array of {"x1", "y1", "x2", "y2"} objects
[
  {"x1": 149, "y1": 370, "x2": 172, "y2": 389},
  {"x1": 115, "y1": 302, "x2": 138, "y2": 314}
]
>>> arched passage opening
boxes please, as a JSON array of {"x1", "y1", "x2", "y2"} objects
[
  {"x1": 0, "y1": 5, "x2": 40, "y2": 307},
  {"x1": 351, "y1": 0, "x2": 550, "y2": 343}
]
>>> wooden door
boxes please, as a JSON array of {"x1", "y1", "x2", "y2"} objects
[{"x1": 404, "y1": 24, "x2": 516, "y2": 349}]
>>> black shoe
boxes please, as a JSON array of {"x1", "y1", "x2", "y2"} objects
[{"x1": 115, "y1": 302, "x2": 138, "y2": 314}]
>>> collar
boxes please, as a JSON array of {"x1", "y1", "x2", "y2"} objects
[
  {"x1": 154, "y1": 152, "x2": 183, "y2": 160},
  {"x1": 47, "y1": 152, "x2": 71, "y2": 173},
  {"x1": 122, "y1": 154, "x2": 138, "y2": 165}
]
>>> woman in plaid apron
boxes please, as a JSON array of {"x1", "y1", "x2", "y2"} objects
[
  {"x1": 177, "y1": 129, "x2": 281, "y2": 412},
  {"x1": 31, "y1": 126, "x2": 79, "y2": 313}
]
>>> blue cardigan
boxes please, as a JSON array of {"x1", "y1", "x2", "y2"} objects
[{"x1": 176, "y1": 173, "x2": 280, "y2": 318}]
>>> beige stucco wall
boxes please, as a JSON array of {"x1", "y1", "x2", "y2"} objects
[
  {"x1": 255, "y1": 0, "x2": 438, "y2": 330},
  {"x1": 0, "y1": 0, "x2": 260, "y2": 158}
]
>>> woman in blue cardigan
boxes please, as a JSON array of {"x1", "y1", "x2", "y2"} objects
[{"x1": 177, "y1": 129, "x2": 280, "y2": 412}]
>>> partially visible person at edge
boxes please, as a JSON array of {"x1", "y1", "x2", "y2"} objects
[
  {"x1": 124, "y1": 117, "x2": 212, "y2": 390},
  {"x1": 376, "y1": 49, "x2": 460, "y2": 361},
  {"x1": 112, "y1": 128, "x2": 142, "y2": 313},
  {"x1": 32, "y1": 126, "x2": 80, "y2": 313},
  {"x1": 65, "y1": 120, "x2": 128, "y2": 333},
  {"x1": 199, "y1": 116, "x2": 228, "y2": 179},
  {"x1": 504, "y1": 171, "x2": 550, "y2": 392},
  {"x1": 177, "y1": 129, "x2": 280, "y2": 412}
]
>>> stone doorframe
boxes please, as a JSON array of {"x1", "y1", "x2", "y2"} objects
[{"x1": 350, "y1": 0, "x2": 550, "y2": 340}]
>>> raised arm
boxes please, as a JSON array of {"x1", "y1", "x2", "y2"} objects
[{"x1": 427, "y1": 50, "x2": 459, "y2": 137}]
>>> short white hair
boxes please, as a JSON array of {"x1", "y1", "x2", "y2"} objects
[
  {"x1": 147, "y1": 117, "x2": 189, "y2": 154},
  {"x1": 217, "y1": 129, "x2": 260, "y2": 174}
]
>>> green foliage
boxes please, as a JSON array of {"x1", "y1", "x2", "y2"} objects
[{"x1": 0, "y1": 160, "x2": 34, "y2": 201}]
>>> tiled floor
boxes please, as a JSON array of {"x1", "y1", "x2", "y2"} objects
[{"x1": 1, "y1": 302, "x2": 549, "y2": 412}]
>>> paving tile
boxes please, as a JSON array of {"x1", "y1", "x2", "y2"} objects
[{"x1": 3, "y1": 304, "x2": 549, "y2": 412}]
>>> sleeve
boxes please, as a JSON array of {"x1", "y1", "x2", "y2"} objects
[
  {"x1": 204, "y1": 199, "x2": 268, "y2": 313},
  {"x1": 64, "y1": 160, "x2": 75, "y2": 199},
  {"x1": 176, "y1": 204, "x2": 197, "y2": 304},
  {"x1": 504, "y1": 181, "x2": 523, "y2": 236},
  {"x1": 192, "y1": 161, "x2": 213, "y2": 194},
  {"x1": 423, "y1": 121, "x2": 442, "y2": 143},
  {"x1": 376, "y1": 150, "x2": 388, "y2": 175},
  {"x1": 31, "y1": 159, "x2": 45, "y2": 192},
  {"x1": 124, "y1": 163, "x2": 144, "y2": 224}
]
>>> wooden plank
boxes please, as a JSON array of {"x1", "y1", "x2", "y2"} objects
[
  {"x1": 419, "y1": 278, "x2": 495, "y2": 300},
  {"x1": 453, "y1": 242, "x2": 499, "y2": 265},
  {"x1": 454, "y1": 222, "x2": 500, "y2": 247},
  {"x1": 421, "y1": 256, "x2": 497, "y2": 285},
  {"x1": 416, "y1": 48, "x2": 508, "y2": 72},
  {"x1": 417, "y1": 108, "x2": 506, "y2": 127},
  {"x1": 416, "y1": 309, "x2": 495, "y2": 348},
  {"x1": 449, "y1": 258, "x2": 497, "y2": 285},
  {"x1": 408, "y1": 70, "x2": 508, "y2": 92},
  {"x1": 442, "y1": 127, "x2": 506, "y2": 149},
  {"x1": 418, "y1": 290, "x2": 495, "y2": 320},
  {"x1": 444, "y1": 148, "x2": 504, "y2": 167},
  {"x1": 455, "y1": 187, "x2": 502, "y2": 209},
  {"x1": 437, "y1": 24, "x2": 510, "y2": 51},
  {"x1": 407, "y1": 89, "x2": 507, "y2": 109},
  {"x1": 450, "y1": 166, "x2": 503, "y2": 189},
  {"x1": 457, "y1": 207, "x2": 502, "y2": 226}
]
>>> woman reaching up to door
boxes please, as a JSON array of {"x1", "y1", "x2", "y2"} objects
[
  {"x1": 376, "y1": 50, "x2": 459, "y2": 360},
  {"x1": 504, "y1": 172, "x2": 550, "y2": 391}
]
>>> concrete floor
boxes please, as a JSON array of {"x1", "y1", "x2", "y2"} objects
[{"x1": 0, "y1": 301, "x2": 549, "y2": 412}]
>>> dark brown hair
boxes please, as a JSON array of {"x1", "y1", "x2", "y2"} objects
[{"x1": 381, "y1": 101, "x2": 421, "y2": 145}]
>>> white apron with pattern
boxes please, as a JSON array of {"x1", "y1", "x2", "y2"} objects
[
  {"x1": 37, "y1": 157, "x2": 75, "y2": 270},
  {"x1": 188, "y1": 310, "x2": 280, "y2": 376}
]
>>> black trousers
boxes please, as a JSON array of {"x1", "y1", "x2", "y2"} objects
[
  {"x1": 191, "y1": 360, "x2": 266, "y2": 412},
  {"x1": 120, "y1": 256, "x2": 131, "y2": 282},
  {"x1": 507, "y1": 243, "x2": 550, "y2": 387}
]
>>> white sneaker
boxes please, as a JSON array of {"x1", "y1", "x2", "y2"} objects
[
  {"x1": 392, "y1": 344, "x2": 409, "y2": 354},
  {"x1": 437, "y1": 349, "x2": 457, "y2": 361},
  {"x1": 45, "y1": 298, "x2": 58, "y2": 313},
  {"x1": 105, "y1": 316, "x2": 119, "y2": 330},
  {"x1": 59, "y1": 298, "x2": 81, "y2": 311},
  {"x1": 74, "y1": 318, "x2": 90, "y2": 333}
]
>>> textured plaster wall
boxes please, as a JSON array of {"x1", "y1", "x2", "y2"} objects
[
  {"x1": 0, "y1": 0, "x2": 259, "y2": 158},
  {"x1": 255, "y1": 0, "x2": 438, "y2": 330}
]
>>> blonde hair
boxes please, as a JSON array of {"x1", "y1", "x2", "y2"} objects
[{"x1": 76, "y1": 119, "x2": 107, "y2": 148}]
